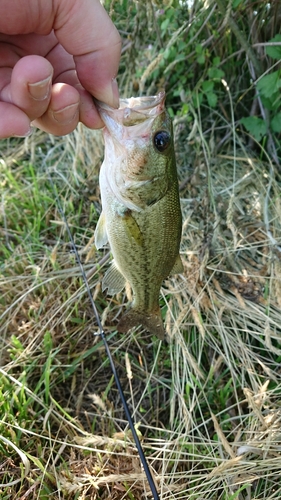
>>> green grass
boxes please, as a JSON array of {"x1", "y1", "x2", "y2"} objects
[
  {"x1": 1, "y1": 1, "x2": 281, "y2": 498},
  {"x1": 1, "y1": 127, "x2": 281, "y2": 500}
]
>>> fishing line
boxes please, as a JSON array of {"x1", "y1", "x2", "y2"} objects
[{"x1": 46, "y1": 168, "x2": 160, "y2": 500}]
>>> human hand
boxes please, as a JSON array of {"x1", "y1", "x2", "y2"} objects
[{"x1": 0, "y1": 0, "x2": 121, "y2": 137}]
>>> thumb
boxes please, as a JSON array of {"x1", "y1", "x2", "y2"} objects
[{"x1": 53, "y1": 0, "x2": 121, "y2": 107}]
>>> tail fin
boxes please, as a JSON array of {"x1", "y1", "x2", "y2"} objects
[{"x1": 117, "y1": 308, "x2": 166, "y2": 340}]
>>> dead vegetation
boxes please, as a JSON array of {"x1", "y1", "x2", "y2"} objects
[
  {"x1": 1, "y1": 1, "x2": 281, "y2": 499},
  {"x1": 1, "y1": 115, "x2": 281, "y2": 499}
]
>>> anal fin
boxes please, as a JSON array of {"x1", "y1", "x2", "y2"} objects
[
  {"x1": 170, "y1": 254, "x2": 184, "y2": 275},
  {"x1": 95, "y1": 211, "x2": 108, "y2": 250}
]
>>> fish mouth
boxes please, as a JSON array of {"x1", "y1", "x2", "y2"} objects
[
  {"x1": 95, "y1": 91, "x2": 166, "y2": 130},
  {"x1": 117, "y1": 91, "x2": 165, "y2": 114},
  {"x1": 96, "y1": 91, "x2": 169, "y2": 212}
]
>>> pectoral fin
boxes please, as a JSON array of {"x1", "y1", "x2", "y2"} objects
[
  {"x1": 95, "y1": 211, "x2": 108, "y2": 249},
  {"x1": 170, "y1": 254, "x2": 184, "y2": 275},
  {"x1": 102, "y1": 260, "x2": 126, "y2": 295},
  {"x1": 122, "y1": 211, "x2": 143, "y2": 246}
]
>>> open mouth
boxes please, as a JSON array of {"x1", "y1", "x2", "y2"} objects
[{"x1": 95, "y1": 91, "x2": 166, "y2": 129}]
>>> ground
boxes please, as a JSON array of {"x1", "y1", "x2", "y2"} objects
[{"x1": 1, "y1": 1, "x2": 281, "y2": 499}]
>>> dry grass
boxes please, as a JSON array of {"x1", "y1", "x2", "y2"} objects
[
  {"x1": 1, "y1": 1, "x2": 281, "y2": 498},
  {"x1": 1, "y1": 112, "x2": 281, "y2": 499}
]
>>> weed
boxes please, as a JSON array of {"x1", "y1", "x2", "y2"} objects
[{"x1": 1, "y1": 1, "x2": 281, "y2": 499}]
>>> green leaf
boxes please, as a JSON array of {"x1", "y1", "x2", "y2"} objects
[
  {"x1": 178, "y1": 41, "x2": 186, "y2": 52},
  {"x1": 270, "y1": 112, "x2": 281, "y2": 133},
  {"x1": 164, "y1": 46, "x2": 176, "y2": 60},
  {"x1": 240, "y1": 116, "x2": 267, "y2": 141},
  {"x1": 206, "y1": 92, "x2": 218, "y2": 108},
  {"x1": 202, "y1": 80, "x2": 214, "y2": 92},
  {"x1": 167, "y1": 106, "x2": 174, "y2": 118},
  {"x1": 260, "y1": 94, "x2": 279, "y2": 111},
  {"x1": 227, "y1": 484, "x2": 252, "y2": 499},
  {"x1": 192, "y1": 92, "x2": 203, "y2": 108},
  {"x1": 197, "y1": 54, "x2": 205, "y2": 65},
  {"x1": 181, "y1": 103, "x2": 189, "y2": 115},
  {"x1": 161, "y1": 18, "x2": 170, "y2": 31},
  {"x1": 208, "y1": 67, "x2": 225, "y2": 80},
  {"x1": 232, "y1": 0, "x2": 243, "y2": 7},
  {"x1": 257, "y1": 71, "x2": 281, "y2": 98},
  {"x1": 212, "y1": 56, "x2": 220, "y2": 67},
  {"x1": 43, "y1": 331, "x2": 53, "y2": 353},
  {"x1": 266, "y1": 35, "x2": 281, "y2": 60}
]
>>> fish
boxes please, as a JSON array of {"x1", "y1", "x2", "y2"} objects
[{"x1": 95, "y1": 91, "x2": 183, "y2": 339}]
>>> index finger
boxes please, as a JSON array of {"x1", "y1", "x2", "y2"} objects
[{"x1": 54, "y1": 0, "x2": 121, "y2": 107}]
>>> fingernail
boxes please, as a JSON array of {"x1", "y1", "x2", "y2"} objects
[
  {"x1": 13, "y1": 127, "x2": 33, "y2": 138},
  {"x1": 28, "y1": 75, "x2": 52, "y2": 101},
  {"x1": 52, "y1": 103, "x2": 79, "y2": 124},
  {"x1": 102, "y1": 78, "x2": 120, "y2": 109},
  {"x1": 111, "y1": 78, "x2": 120, "y2": 108}
]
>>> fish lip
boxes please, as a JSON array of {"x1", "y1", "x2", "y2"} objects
[
  {"x1": 96, "y1": 91, "x2": 165, "y2": 112},
  {"x1": 118, "y1": 91, "x2": 165, "y2": 113},
  {"x1": 95, "y1": 91, "x2": 166, "y2": 127}
]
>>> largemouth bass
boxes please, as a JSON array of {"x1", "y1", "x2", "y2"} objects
[{"x1": 95, "y1": 91, "x2": 183, "y2": 339}]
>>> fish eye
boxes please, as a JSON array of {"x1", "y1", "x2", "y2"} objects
[{"x1": 153, "y1": 130, "x2": 171, "y2": 152}]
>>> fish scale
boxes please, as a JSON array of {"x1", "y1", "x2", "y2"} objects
[{"x1": 95, "y1": 91, "x2": 183, "y2": 339}]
